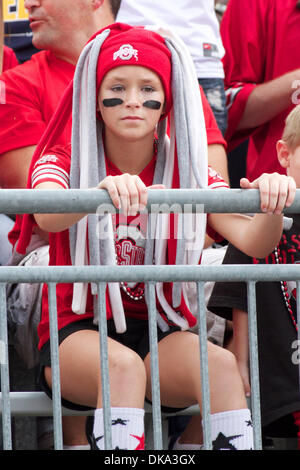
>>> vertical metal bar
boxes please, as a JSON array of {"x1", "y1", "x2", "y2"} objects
[
  {"x1": 96, "y1": 283, "x2": 112, "y2": 450},
  {"x1": 297, "y1": 281, "x2": 300, "y2": 395},
  {"x1": 147, "y1": 282, "x2": 163, "y2": 450},
  {"x1": 297, "y1": 281, "x2": 300, "y2": 335},
  {"x1": 196, "y1": 281, "x2": 212, "y2": 450},
  {"x1": 0, "y1": 283, "x2": 12, "y2": 450},
  {"x1": 247, "y1": 281, "x2": 262, "y2": 450},
  {"x1": 47, "y1": 282, "x2": 63, "y2": 450}
]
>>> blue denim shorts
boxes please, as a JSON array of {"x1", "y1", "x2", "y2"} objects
[{"x1": 198, "y1": 78, "x2": 228, "y2": 136}]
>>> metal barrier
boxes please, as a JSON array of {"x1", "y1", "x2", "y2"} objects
[{"x1": 0, "y1": 188, "x2": 300, "y2": 451}]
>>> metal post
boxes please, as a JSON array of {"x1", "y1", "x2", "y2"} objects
[
  {"x1": 297, "y1": 281, "x2": 300, "y2": 397},
  {"x1": 147, "y1": 282, "x2": 163, "y2": 450},
  {"x1": 96, "y1": 283, "x2": 112, "y2": 450},
  {"x1": 197, "y1": 281, "x2": 212, "y2": 450},
  {"x1": 247, "y1": 281, "x2": 262, "y2": 450},
  {"x1": 0, "y1": 283, "x2": 12, "y2": 450},
  {"x1": 47, "y1": 283, "x2": 63, "y2": 450}
]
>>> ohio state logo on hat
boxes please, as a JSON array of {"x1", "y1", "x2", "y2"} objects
[{"x1": 113, "y1": 44, "x2": 138, "y2": 61}]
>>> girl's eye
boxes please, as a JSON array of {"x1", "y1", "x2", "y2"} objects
[
  {"x1": 111, "y1": 85, "x2": 124, "y2": 92},
  {"x1": 142, "y1": 86, "x2": 155, "y2": 93}
]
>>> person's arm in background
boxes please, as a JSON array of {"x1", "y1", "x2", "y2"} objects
[
  {"x1": 207, "y1": 143, "x2": 229, "y2": 184},
  {"x1": 220, "y1": 0, "x2": 298, "y2": 149},
  {"x1": 209, "y1": 172, "x2": 296, "y2": 259},
  {"x1": 237, "y1": 70, "x2": 300, "y2": 131},
  {"x1": 235, "y1": 0, "x2": 300, "y2": 130},
  {"x1": 0, "y1": 146, "x2": 36, "y2": 189}
]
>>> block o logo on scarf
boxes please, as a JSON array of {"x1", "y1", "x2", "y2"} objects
[{"x1": 113, "y1": 44, "x2": 138, "y2": 61}]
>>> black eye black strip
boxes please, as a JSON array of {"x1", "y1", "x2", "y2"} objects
[
  {"x1": 102, "y1": 98, "x2": 124, "y2": 107},
  {"x1": 143, "y1": 100, "x2": 162, "y2": 110}
]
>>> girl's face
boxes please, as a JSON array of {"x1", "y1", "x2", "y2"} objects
[{"x1": 98, "y1": 65, "x2": 165, "y2": 143}]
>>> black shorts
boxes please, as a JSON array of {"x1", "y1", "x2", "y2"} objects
[{"x1": 38, "y1": 317, "x2": 182, "y2": 411}]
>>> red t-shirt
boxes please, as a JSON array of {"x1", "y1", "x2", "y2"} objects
[
  {"x1": 0, "y1": 50, "x2": 75, "y2": 155},
  {"x1": 0, "y1": 48, "x2": 225, "y2": 157},
  {"x1": 2, "y1": 46, "x2": 19, "y2": 72},
  {"x1": 32, "y1": 144, "x2": 229, "y2": 349},
  {"x1": 222, "y1": 0, "x2": 300, "y2": 180}
]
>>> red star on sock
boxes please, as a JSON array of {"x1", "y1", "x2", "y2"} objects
[{"x1": 131, "y1": 433, "x2": 145, "y2": 450}]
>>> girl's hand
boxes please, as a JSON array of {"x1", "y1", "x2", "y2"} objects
[
  {"x1": 240, "y1": 173, "x2": 296, "y2": 215},
  {"x1": 97, "y1": 174, "x2": 165, "y2": 215}
]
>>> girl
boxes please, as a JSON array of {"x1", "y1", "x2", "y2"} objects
[{"x1": 18, "y1": 23, "x2": 295, "y2": 450}]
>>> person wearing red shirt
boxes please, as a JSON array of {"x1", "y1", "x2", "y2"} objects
[
  {"x1": 2, "y1": 45, "x2": 19, "y2": 71},
  {"x1": 222, "y1": 0, "x2": 300, "y2": 181},
  {"x1": 0, "y1": 43, "x2": 18, "y2": 266}
]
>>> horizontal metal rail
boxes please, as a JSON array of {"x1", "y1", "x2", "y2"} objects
[
  {"x1": 0, "y1": 188, "x2": 299, "y2": 213},
  {"x1": 0, "y1": 392, "x2": 200, "y2": 419},
  {"x1": 0, "y1": 264, "x2": 298, "y2": 283}
]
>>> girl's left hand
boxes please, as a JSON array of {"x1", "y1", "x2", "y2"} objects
[
  {"x1": 240, "y1": 173, "x2": 296, "y2": 214},
  {"x1": 97, "y1": 173, "x2": 165, "y2": 216}
]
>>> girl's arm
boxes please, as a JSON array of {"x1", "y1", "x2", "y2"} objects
[
  {"x1": 34, "y1": 176, "x2": 165, "y2": 233},
  {"x1": 233, "y1": 309, "x2": 250, "y2": 397},
  {"x1": 33, "y1": 182, "x2": 86, "y2": 232},
  {"x1": 209, "y1": 173, "x2": 296, "y2": 258}
]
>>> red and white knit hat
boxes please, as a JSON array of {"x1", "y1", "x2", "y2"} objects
[{"x1": 94, "y1": 23, "x2": 173, "y2": 117}]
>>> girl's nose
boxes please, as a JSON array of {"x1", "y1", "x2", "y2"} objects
[{"x1": 125, "y1": 89, "x2": 141, "y2": 108}]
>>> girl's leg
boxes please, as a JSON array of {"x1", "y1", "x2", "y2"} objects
[
  {"x1": 44, "y1": 329, "x2": 147, "y2": 450},
  {"x1": 144, "y1": 331, "x2": 253, "y2": 450}
]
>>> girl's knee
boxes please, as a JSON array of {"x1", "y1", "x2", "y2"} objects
[
  {"x1": 208, "y1": 343, "x2": 239, "y2": 376},
  {"x1": 110, "y1": 347, "x2": 146, "y2": 381}
]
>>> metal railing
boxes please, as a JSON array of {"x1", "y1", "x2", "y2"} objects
[{"x1": 0, "y1": 188, "x2": 300, "y2": 451}]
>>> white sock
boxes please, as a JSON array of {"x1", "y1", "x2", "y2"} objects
[
  {"x1": 172, "y1": 437, "x2": 203, "y2": 450},
  {"x1": 93, "y1": 407, "x2": 145, "y2": 450},
  {"x1": 63, "y1": 444, "x2": 91, "y2": 450},
  {"x1": 210, "y1": 409, "x2": 253, "y2": 450}
]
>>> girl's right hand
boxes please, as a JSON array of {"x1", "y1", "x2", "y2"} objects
[{"x1": 97, "y1": 173, "x2": 164, "y2": 216}]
